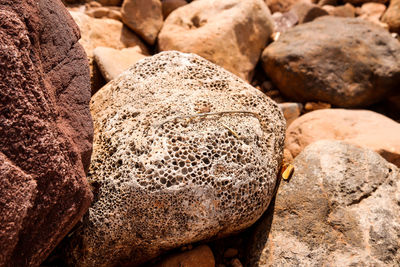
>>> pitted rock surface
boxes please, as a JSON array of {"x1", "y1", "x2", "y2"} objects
[
  {"x1": 0, "y1": 0, "x2": 93, "y2": 266},
  {"x1": 66, "y1": 51, "x2": 286, "y2": 266},
  {"x1": 248, "y1": 140, "x2": 400, "y2": 266},
  {"x1": 262, "y1": 16, "x2": 400, "y2": 107}
]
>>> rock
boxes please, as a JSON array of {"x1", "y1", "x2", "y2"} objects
[
  {"x1": 278, "y1": 103, "x2": 302, "y2": 126},
  {"x1": 224, "y1": 248, "x2": 239, "y2": 258},
  {"x1": 304, "y1": 101, "x2": 331, "y2": 111},
  {"x1": 69, "y1": 11, "x2": 148, "y2": 94},
  {"x1": 93, "y1": 46, "x2": 148, "y2": 81},
  {"x1": 271, "y1": 11, "x2": 299, "y2": 32},
  {"x1": 318, "y1": 0, "x2": 337, "y2": 6},
  {"x1": 382, "y1": 0, "x2": 400, "y2": 34},
  {"x1": 162, "y1": 0, "x2": 187, "y2": 19},
  {"x1": 265, "y1": 0, "x2": 312, "y2": 13},
  {"x1": 358, "y1": 3, "x2": 387, "y2": 28},
  {"x1": 65, "y1": 51, "x2": 286, "y2": 266},
  {"x1": 322, "y1": 3, "x2": 355, "y2": 17},
  {"x1": 154, "y1": 245, "x2": 215, "y2": 267},
  {"x1": 261, "y1": 16, "x2": 400, "y2": 107},
  {"x1": 285, "y1": 109, "x2": 400, "y2": 167},
  {"x1": 248, "y1": 140, "x2": 400, "y2": 266},
  {"x1": 0, "y1": 0, "x2": 93, "y2": 265},
  {"x1": 343, "y1": 0, "x2": 387, "y2": 6},
  {"x1": 159, "y1": 0, "x2": 274, "y2": 81},
  {"x1": 290, "y1": 2, "x2": 328, "y2": 24},
  {"x1": 121, "y1": 0, "x2": 163, "y2": 45},
  {"x1": 231, "y1": 258, "x2": 243, "y2": 267},
  {"x1": 97, "y1": 0, "x2": 122, "y2": 5}
]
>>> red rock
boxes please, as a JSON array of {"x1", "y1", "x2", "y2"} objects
[{"x1": 0, "y1": 0, "x2": 93, "y2": 265}]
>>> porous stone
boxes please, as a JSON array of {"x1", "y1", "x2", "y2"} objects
[
  {"x1": 285, "y1": 109, "x2": 400, "y2": 167},
  {"x1": 65, "y1": 51, "x2": 286, "y2": 266},
  {"x1": 382, "y1": 0, "x2": 400, "y2": 34},
  {"x1": 158, "y1": 0, "x2": 274, "y2": 81},
  {"x1": 247, "y1": 140, "x2": 400, "y2": 266},
  {"x1": 121, "y1": 0, "x2": 163, "y2": 45},
  {"x1": 0, "y1": 0, "x2": 93, "y2": 265},
  {"x1": 261, "y1": 16, "x2": 400, "y2": 107},
  {"x1": 154, "y1": 245, "x2": 215, "y2": 267}
]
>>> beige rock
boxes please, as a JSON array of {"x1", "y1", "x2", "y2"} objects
[
  {"x1": 278, "y1": 103, "x2": 303, "y2": 126},
  {"x1": 290, "y1": 2, "x2": 328, "y2": 23},
  {"x1": 285, "y1": 109, "x2": 400, "y2": 167},
  {"x1": 155, "y1": 245, "x2": 215, "y2": 267},
  {"x1": 162, "y1": 0, "x2": 187, "y2": 19},
  {"x1": 322, "y1": 3, "x2": 355, "y2": 17},
  {"x1": 121, "y1": 0, "x2": 163, "y2": 45},
  {"x1": 159, "y1": 0, "x2": 274, "y2": 81},
  {"x1": 69, "y1": 11, "x2": 148, "y2": 93},
  {"x1": 265, "y1": 0, "x2": 312, "y2": 13},
  {"x1": 358, "y1": 3, "x2": 387, "y2": 28},
  {"x1": 93, "y1": 46, "x2": 148, "y2": 81},
  {"x1": 382, "y1": 0, "x2": 400, "y2": 34}
]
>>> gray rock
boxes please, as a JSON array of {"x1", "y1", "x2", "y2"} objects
[
  {"x1": 66, "y1": 51, "x2": 286, "y2": 266},
  {"x1": 247, "y1": 140, "x2": 400, "y2": 266}
]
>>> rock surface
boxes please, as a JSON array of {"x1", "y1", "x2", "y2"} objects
[
  {"x1": 285, "y1": 109, "x2": 400, "y2": 167},
  {"x1": 121, "y1": 0, "x2": 163, "y2": 45},
  {"x1": 262, "y1": 16, "x2": 400, "y2": 107},
  {"x1": 65, "y1": 51, "x2": 286, "y2": 266},
  {"x1": 154, "y1": 245, "x2": 215, "y2": 267},
  {"x1": 0, "y1": 0, "x2": 93, "y2": 265},
  {"x1": 158, "y1": 0, "x2": 274, "y2": 81},
  {"x1": 382, "y1": 0, "x2": 400, "y2": 34},
  {"x1": 93, "y1": 46, "x2": 148, "y2": 81},
  {"x1": 248, "y1": 140, "x2": 400, "y2": 266}
]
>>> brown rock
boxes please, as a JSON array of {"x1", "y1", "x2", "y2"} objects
[
  {"x1": 0, "y1": 0, "x2": 93, "y2": 266},
  {"x1": 343, "y1": 0, "x2": 387, "y2": 6},
  {"x1": 290, "y1": 2, "x2": 328, "y2": 23},
  {"x1": 223, "y1": 248, "x2": 238, "y2": 258},
  {"x1": 155, "y1": 245, "x2": 215, "y2": 267},
  {"x1": 323, "y1": 3, "x2": 355, "y2": 17},
  {"x1": 278, "y1": 103, "x2": 303, "y2": 126},
  {"x1": 304, "y1": 101, "x2": 331, "y2": 111},
  {"x1": 85, "y1": 6, "x2": 109, "y2": 18},
  {"x1": 248, "y1": 140, "x2": 400, "y2": 266},
  {"x1": 262, "y1": 16, "x2": 400, "y2": 107},
  {"x1": 162, "y1": 0, "x2": 187, "y2": 19},
  {"x1": 318, "y1": 0, "x2": 337, "y2": 6},
  {"x1": 382, "y1": 0, "x2": 400, "y2": 34},
  {"x1": 285, "y1": 109, "x2": 400, "y2": 167},
  {"x1": 97, "y1": 0, "x2": 122, "y2": 5},
  {"x1": 121, "y1": 0, "x2": 163, "y2": 45},
  {"x1": 265, "y1": 0, "x2": 312, "y2": 13},
  {"x1": 358, "y1": 3, "x2": 387, "y2": 28},
  {"x1": 93, "y1": 46, "x2": 148, "y2": 81},
  {"x1": 159, "y1": 0, "x2": 274, "y2": 81}
]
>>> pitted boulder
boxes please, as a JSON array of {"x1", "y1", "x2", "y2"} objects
[
  {"x1": 0, "y1": 0, "x2": 93, "y2": 266},
  {"x1": 66, "y1": 51, "x2": 286, "y2": 266}
]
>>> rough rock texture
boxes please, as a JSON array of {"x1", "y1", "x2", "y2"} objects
[
  {"x1": 93, "y1": 46, "x2": 148, "y2": 81},
  {"x1": 262, "y1": 16, "x2": 400, "y2": 107},
  {"x1": 248, "y1": 140, "x2": 400, "y2": 266},
  {"x1": 382, "y1": 0, "x2": 400, "y2": 34},
  {"x1": 162, "y1": 0, "x2": 187, "y2": 19},
  {"x1": 69, "y1": 11, "x2": 148, "y2": 93},
  {"x1": 154, "y1": 245, "x2": 215, "y2": 267},
  {"x1": 0, "y1": 0, "x2": 93, "y2": 266},
  {"x1": 285, "y1": 109, "x2": 400, "y2": 167},
  {"x1": 265, "y1": 0, "x2": 312, "y2": 13},
  {"x1": 158, "y1": 0, "x2": 274, "y2": 81},
  {"x1": 65, "y1": 51, "x2": 286, "y2": 266},
  {"x1": 121, "y1": 0, "x2": 163, "y2": 45},
  {"x1": 290, "y1": 2, "x2": 328, "y2": 24}
]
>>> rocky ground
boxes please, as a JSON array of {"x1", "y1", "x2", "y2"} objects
[{"x1": 1, "y1": 0, "x2": 399, "y2": 266}]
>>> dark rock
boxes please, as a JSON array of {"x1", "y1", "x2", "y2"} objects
[
  {"x1": 0, "y1": 0, "x2": 93, "y2": 265},
  {"x1": 262, "y1": 16, "x2": 400, "y2": 107}
]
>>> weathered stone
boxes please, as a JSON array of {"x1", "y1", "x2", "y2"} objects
[
  {"x1": 265, "y1": 0, "x2": 312, "y2": 13},
  {"x1": 121, "y1": 0, "x2": 163, "y2": 45},
  {"x1": 248, "y1": 140, "x2": 400, "y2": 266},
  {"x1": 262, "y1": 16, "x2": 400, "y2": 107},
  {"x1": 93, "y1": 46, "x2": 148, "y2": 81},
  {"x1": 382, "y1": 0, "x2": 400, "y2": 34},
  {"x1": 0, "y1": 0, "x2": 93, "y2": 265},
  {"x1": 290, "y1": 2, "x2": 328, "y2": 24},
  {"x1": 159, "y1": 0, "x2": 274, "y2": 81},
  {"x1": 162, "y1": 0, "x2": 187, "y2": 19},
  {"x1": 154, "y1": 245, "x2": 215, "y2": 267},
  {"x1": 65, "y1": 51, "x2": 286, "y2": 266},
  {"x1": 285, "y1": 109, "x2": 400, "y2": 167}
]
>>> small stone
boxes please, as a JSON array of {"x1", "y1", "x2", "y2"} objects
[
  {"x1": 323, "y1": 3, "x2": 355, "y2": 17},
  {"x1": 290, "y1": 2, "x2": 328, "y2": 24},
  {"x1": 223, "y1": 248, "x2": 238, "y2": 258},
  {"x1": 231, "y1": 258, "x2": 243, "y2": 267},
  {"x1": 278, "y1": 103, "x2": 303, "y2": 126},
  {"x1": 304, "y1": 101, "x2": 331, "y2": 112}
]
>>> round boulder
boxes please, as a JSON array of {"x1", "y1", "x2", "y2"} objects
[
  {"x1": 65, "y1": 51, "x2": 286, "y2": 266},
  {"x1": 262, "y1": 16, "x2": 400, "y2": 107}
]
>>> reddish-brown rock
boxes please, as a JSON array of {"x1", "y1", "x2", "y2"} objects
[{"x1": 0, "y1": 0, "x2": 93, "y2": 266}]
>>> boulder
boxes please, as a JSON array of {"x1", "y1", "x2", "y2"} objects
[
  {"x1": 261, "y1": 16, "x2": 400, "y2": 107},
  {"x1": 69, "y1": 11, "x2": 148, "y2": 93},
  {"x1": 158, "y1": 0, "x2": 274, "y2": 81},
  {"x1": 162, "y1": 0, "x2": 187, "y2": 19},
  {"x1": 121, "y1": 0, "x2": 163, "y2": 45},
  {"x1": 290, "y1": 2, "x2": 328, "y2": 24},
  {"x1": 382, "y1": 0, "x2": 400, "y2": 34},
  {"x1": 93, "y1": 46, "x2": 148, "y2": 81},
  {"x1": 248, "y1": 140, "x2": 400, "y2": 266},
  {"x1": 65, "y1": 51, "x2": 286, "y2": 266},
  {"x1": 265, "y1": 0, "x2": 312, "y2": 13},
  {"x1": 0, "y1": 0, "x2": 93, "y2": 265},
  {"x1": 285, "y1": 109, "x2": 400, "y2": 167},
  {"x1": 154, "y1": 245, "x2": 215, "y2": 267}
]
